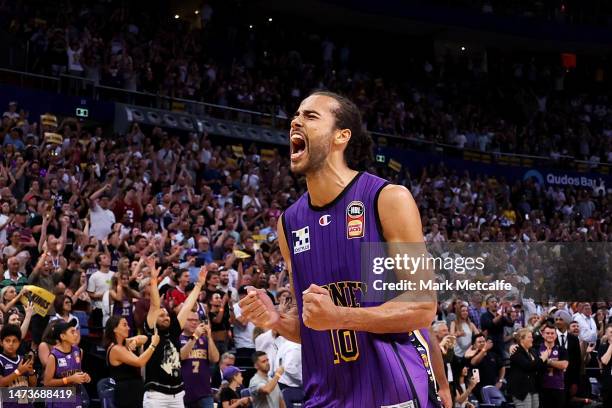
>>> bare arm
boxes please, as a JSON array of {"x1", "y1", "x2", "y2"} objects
[
  {"x1": 180, "y1": 335, "x2": 198, "y2": 360},
  {"x1": 20, "y1": 303, "x2": 34, "y2": 339},
  {"x1": 469, "y1": 348, "x2": 488, "y2": 366},
  {"x1": 177, "y1": 267, "x2": 208, "y2": 328},
  {"x1": 547, "y1": 359, "x2": 569, "y2": 370},
  {"x1": 0, "y1": 290, "x2": 25, "y2": 313},
  {"x1": 58, "y1": 217, "x2": 68, "y2": 254},
  {"x1": 271, "y1": 216, "x2": 301, "y2": 343},
  {"x1": 601, "y1": 342, "x2": 612, "y2": 365},
  {"x1": 146, "y1": 258, "x2": 161, "y2": 329},
  {"x1": 428, "y1": 333, "x2": 452, "y2": 408},
  {"x1": 109, "y1": 343, "x2": 157, "y2": 368},
  {"x1": 258, "y1": 371, "x2": 283, "y2": 395},
  {"x1": 89, "y1": 184, "x2": 110, "y2": 206},
  {"x1": 208, "y1": 329, "x2": 220, "y2": 364},
  {"x1": 335, "y1": 185, "x2": 436, "y2": 332},
  {"x1": 38, "y1": 216, "x2": 50, "y2": 253}
]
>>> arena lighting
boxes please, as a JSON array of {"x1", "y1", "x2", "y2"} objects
[
  {"x1": 268, "y1": 17, "x2": 273, "y2": 22},
  {"x1": 130, "y1": 109, "x2": 144, "y2": 122},
  {"x1": 146, "y1": 111, "x2": 161, "y2": 125},
  {"x1": 249, "y1": 24, "x2": 253, "y2": 29},
  {"x1": 195, "y1": 10, "x2": 199, "y2": 15},
  {"x1": 461, "y1": 46, "x2": 466, "y2": 51},
  {"x1": 163, "y1": 114, "x2": 178, "y2": 127},
  {"x1": 174, "y1": 14, "x2": 179, "y2": 19}
]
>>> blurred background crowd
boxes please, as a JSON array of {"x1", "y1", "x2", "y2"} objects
[{"x1": 0, "y1": 0, "x2": 611, "y2": 407}]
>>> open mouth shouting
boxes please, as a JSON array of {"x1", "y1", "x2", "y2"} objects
[{"x1": 290, "y1": 131, "x2": 307, "y2": 162}]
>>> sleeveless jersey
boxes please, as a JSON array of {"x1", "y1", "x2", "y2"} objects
[
  {"x1": 179, "y1": 334, "x2": 213, "y2": 402},
  {"x1": 47, "y1": 346, "x2": 82, "y2": 408},
  {"x1": 282, "y1": 172, "x2": 438, "y2": 408},
  {"x1": 112, "y1": 297, "x2": 135, "y2": 335},
  {"x1": 0, "y1": 353, "x2": 33, "y2": 408}
]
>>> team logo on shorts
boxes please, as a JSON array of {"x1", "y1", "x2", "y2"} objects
[
  {"x1": 292, "y1": 226, "x2": 310, "y2": 254},
  {"x1": 346, "y1": 201, "x2": 365, "y2": 239},
  {"x1": 319, "y1": 214, "x2": 331, "y2": 226}
]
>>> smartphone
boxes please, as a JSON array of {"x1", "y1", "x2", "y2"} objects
[{"x1": 472, "y1": 368, "x2": 480, "y2": 382}]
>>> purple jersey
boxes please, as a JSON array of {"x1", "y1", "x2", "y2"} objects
[
  {"x1": 282, "y1": 172, "x2": 438, "y2": 408},
  {"x1": 179, "y1": 334, "x2": 212, "y2": 402},
  {"x1": 47, "y1": 346, "x2": 82, "y2": 408},
  {"x1": 539, "y1": 343, "x2": 567, "y2": 390},
  {"x1": 0, "y1": 353, "x2": 33, "y2": 408},
  {"x1": 113, "y1": 297, "x2": 135, "y2": 335}
]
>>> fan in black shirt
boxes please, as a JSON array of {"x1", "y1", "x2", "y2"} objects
[
  {"x1": 218, "y1": 366, "x2": 250, "y2": 407},
  {"x1": 142, "y1": 257, "x2": 208, "y2": 406}
]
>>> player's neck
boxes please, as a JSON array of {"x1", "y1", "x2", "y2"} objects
[
  {"x1": 56, "y1": 342, "x2": 72, "y2": 353},
  {"x1": 306, "y1": 164, "x2": 358, "y2": 207}
]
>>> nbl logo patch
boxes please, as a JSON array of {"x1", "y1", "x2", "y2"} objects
[
  {"x1": 292, "y1": 226, "x2": 311, "y2": 254},
  {"x1": 346, "y1": 201, "x2": 365, "y2": 239}
]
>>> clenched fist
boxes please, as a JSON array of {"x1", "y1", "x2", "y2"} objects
[
  {"x1": 238, "y1": 287, "x2": 280, "y2": 329},
  {"x1": 302, "y1": 284, "x2": 340, "y2": 331}
]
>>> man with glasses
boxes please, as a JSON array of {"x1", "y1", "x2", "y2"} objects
[
  {"x1": 572, "y1": 303, "x2": 597, "y2": 344},
  {"x1": 196, "y1": 238, "x2": 213, "y2": 265},
  {"x1": 180, "y1": 311, "x2": 219, "y2": 408}
]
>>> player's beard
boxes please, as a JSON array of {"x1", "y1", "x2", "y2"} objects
[{"x1": 291, "y1": 133, "x2": 331, "y2": 175}]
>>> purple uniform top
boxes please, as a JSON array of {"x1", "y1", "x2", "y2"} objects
[
  {"x1": 282, "y1": 172, "x2": 438, "y2": 408},
  {"x1": 539, "y1": 343, "x2": 567, "y2": 390},
  {"x1": 113, "y1": 297, "x2": 135, "y2": 335},
  {"x1": 179, "y1": 334, "x2": 213, "y2": 402},
  {"x1": 0, "y1": 353, "x2": 33, "y2": 408},
  {"x1": 47, "y1": 346, "x2": 82, "y2": 408}
]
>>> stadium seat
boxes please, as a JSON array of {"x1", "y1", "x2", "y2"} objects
[
  {"x1": 97, "y1": 378, "x2": 116, "y2": 408},
  {"x1": 480, "y1": 385, "x2": 510, "y2": 407},
  {"x1": 73, "y1": 310, "x2": 90, "y2": 336},
  {"x1": 281, "y1": 387, "x2": 305, "y2": 408},
  {"x1": 589, "y1": 377, "x2": 601, "y2": 398}
]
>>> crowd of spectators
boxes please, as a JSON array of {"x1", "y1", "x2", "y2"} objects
[
  {"x1": 0, "y1": 95, "x2": 610, "y2": 405},
  {"x1": 0, "y1": 1, "x2": 612, "y2": 407},
  {"x1": 3, "y1": 0, "x2": 612, "y2": 165}
]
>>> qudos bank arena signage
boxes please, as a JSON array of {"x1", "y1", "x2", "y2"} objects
[{"x1": 380, "y1": 147, "x2": 610, "y2": 193}]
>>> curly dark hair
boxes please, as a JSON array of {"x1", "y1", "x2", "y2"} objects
[{"x1": 310, "y1": 91, "x2": 373, "y2": 170}]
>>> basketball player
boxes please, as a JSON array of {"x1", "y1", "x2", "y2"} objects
[{"x1": 240, "y1": 91, "x2": 440, "y2": 408}]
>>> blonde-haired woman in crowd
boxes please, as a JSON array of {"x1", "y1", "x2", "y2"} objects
[{"x1": 508, "y1": 328, "x2": 547, "y2": 408}]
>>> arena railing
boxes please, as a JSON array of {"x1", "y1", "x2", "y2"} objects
[
  {"x1": 55, "y1": 73, "x2": 291, "y2": 131},
  {"x1": 2, "y1": 67, "x2": 612, "y2": 173}
]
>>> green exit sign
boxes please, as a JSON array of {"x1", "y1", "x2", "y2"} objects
[
  {"x1": 376, "y1": 154, "x2": 385, "y2": 163},
  {"x1": 76, "y1": 108, "x2": 89, "y2": 118}
]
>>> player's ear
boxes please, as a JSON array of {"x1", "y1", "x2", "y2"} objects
[{"x1": 334, "y1": 128, "x2": 351, "y2": 146}]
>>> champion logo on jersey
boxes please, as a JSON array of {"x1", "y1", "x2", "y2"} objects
[
  {"x1": 346, "y1": 201, "x2": 365, "y2": 239},
  {"x1": 292, "y1": 226, "x2": 311, "y2": 254},
  {"x1": 319, "y1": 215, "x2": 331, "y2": 226}
]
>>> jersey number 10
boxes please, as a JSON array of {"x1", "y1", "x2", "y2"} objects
[{"x1": 330, "y1": 329, "x2": 359, "y2": 364}]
